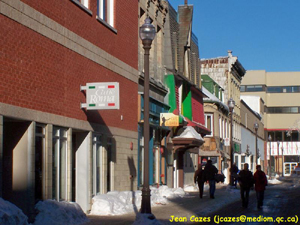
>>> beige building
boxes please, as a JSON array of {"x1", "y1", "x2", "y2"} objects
[
  {"x1": 241, "y1": 70, "x2": 300, "y2": 176},
  {"x1": 201, "y1": 51, "x2": 246, "y2": 164}
]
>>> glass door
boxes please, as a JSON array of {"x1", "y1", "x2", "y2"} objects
[
  {"x1": 52, "y1": 127, "x2": 68, "y2": 201},
  {"x1": 93, "y1": 134, "x2": 103, "y2": 196}
]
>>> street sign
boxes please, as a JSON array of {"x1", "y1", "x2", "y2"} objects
[{"x1": 80, "y1": 82, "x2": 120, "y2": 110}]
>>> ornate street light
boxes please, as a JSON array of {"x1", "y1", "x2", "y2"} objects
[
  {"x1": 228, "y1": 98, "x2": 235, "y2": 186},
  {"x1": 254, "y1": 122, "x2": 259, "y2": 165},
  {"x1": 268, "y1": 135, "x2": 272, "y2": 177},
  {"x1": 139, "y1": 17, "x2": 156, "y2": 214}
]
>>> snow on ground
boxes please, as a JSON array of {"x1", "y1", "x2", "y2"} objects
[
  {"x1": 90, "y1": 185, "x2": 187, "y2": 216},
  {"x1": 33, "y1": 200, "x2": 89, "y2": 225},
  {"x1": 268, "y1": 175, "x2": 282, "y2": 184},
  {"x1": 0, "y1": 198, "x2": 28, "y2": 225},
  {"x1": 183, "y1": 183, "x2": 209, "y2": 192}
]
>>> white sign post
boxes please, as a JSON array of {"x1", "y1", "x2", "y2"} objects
[{"x1": 80, "y1": 82, "x2": 120, "y2": 110}]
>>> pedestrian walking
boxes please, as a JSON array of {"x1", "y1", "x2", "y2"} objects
[
  {"x1": 238, "y1": 163, "x2": 254, "y2": 208},
  {"x1": 254, "y1": 165, "x2": 268, "y2": 209},
  {"x1": 204, "y1": 159, "x2": 218, "y2": 199},
  {"x1": 194, "y1": 164, "x2": 205, "y2": 198},
  {"x1": 230, "y1": 163, "x2": 239, "y2": 187}
]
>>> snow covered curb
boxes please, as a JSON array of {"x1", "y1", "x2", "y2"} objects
[
  {"x1": 0, "y1": 198, "x2": 28, "y2": 225},
  {"x1": 90, "y1": 185, "x2": 187, "y2": 216}
]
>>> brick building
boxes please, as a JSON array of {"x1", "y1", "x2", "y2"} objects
[{"x1": 0, "y1": 0, "x2": 138, "y2": 221}]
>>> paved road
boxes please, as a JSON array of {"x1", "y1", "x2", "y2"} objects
[{"x1": 85, "y1": 177, "x2": 300, "y2": 225}]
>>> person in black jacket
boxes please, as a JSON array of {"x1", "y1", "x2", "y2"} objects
[
  {"x1": 194, "y1": 164, "x2": 205, "y2": 198},
  {"x1": 204, "y1": 160, "x2": 218, "y2": 199},
  {"x1": 238, "y1": 163, "x2": 254, "y2": 208}
]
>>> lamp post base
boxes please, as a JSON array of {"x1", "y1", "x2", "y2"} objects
[{"x1": 141, "y1": 187, "x2": 151, "y2": 214}]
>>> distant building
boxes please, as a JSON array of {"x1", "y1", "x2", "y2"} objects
[
  {"x1": 201, "y1": 51, "x2": 246, "y2": 173},
  {"x1": 241, "y1": 70, "x2": 300, "y2": 176},
  {"x1": 240, "y1": 98, "x2": 264, "y2": 172}
]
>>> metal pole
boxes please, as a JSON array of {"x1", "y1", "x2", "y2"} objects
[
  {"x1": 277, "y1": 142, "x2": 279, "y2": 175},
  {"x1": 269, "y1": 141, "x2": 271, "y2": 177},
  {"x1": 282, "y1": 147, "x2": 284, "y2": 177},
  {"x1": 141, "y1": 39, "x2": 152, "y2": 214},
  {"x1": 255, "y1": 129, "x2": 258, "y2": 165},
  {"x1": 230, "y1": 111, "x2": 234, "y2": 186}
]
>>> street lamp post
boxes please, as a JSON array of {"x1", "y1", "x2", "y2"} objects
[
  {"x1": 139, "y1": 17, "x2": 156, "y2": 214},
  {"x1": 228, "y1": 98, "x2": 235, "y2": 186},
  {"x1": 268, "y1": 135, "x2": 272, "y2": 177},
  {"x1": 282, "y1": 145, "x2": 284, "y2": 177},
  {"x1": 277, "y1": 140, "x2": 280, "y2": 175},
  {"x1": 254, "y1": 123, "x2": 259, "y2": 166}
]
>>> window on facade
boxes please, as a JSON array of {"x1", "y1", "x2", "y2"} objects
[
  {"x1": 246, "y1": 85, "x2": 263, "y2": 92},
  {"x1": 98, "y1": 0, "x2": 114, "y2": 27},
  {"x1": 267, "y1": 86, "x2": 282, "y2": 93},
  {"x1": 267, "y1": 107, "x2": 299, "y2": 114},
  {"x1": 240, "y1": 86, "x2": 246, "y2": 92},
  {"x1": 205, "y1": 114, "x2": 213, "y2": 136},
  {"x1": 52, "y1": 127, "x2": 68, "y2": 201},
  {"x1": 77, "y1": 0, "x2": 89, "y2": 8},
  {"x1": 93, "y1": 134, "x2": 103, "y2": 196}
]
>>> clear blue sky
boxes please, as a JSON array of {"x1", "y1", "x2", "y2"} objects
[{"x1": 169, "y1": 0, "x2": 300, "y2": 72}]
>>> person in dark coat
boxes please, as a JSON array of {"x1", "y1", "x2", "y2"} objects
[
  {"x1": 238, "y1": 163, "x2": 254, "y2": 208},
  {"x1": 194, "y1": 164, "x2": 205, "y2": 198},
  {"x1": 204, "y1": 159, "x2": 218, "y2": 199},
  {"x1": 230, "y1": 163, "x2": 239, "y2": 187},
  {"x1": 254, "y1": 165, "x2": 268, "y2": 209}
]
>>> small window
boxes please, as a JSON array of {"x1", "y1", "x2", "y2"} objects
[
  {"x1": 98, "y1": 0, "x2": 114, "y2": 27},
  {"x1": 205, "y1": 114, "x2": 213, "y2": 136},
  {"x1": 77, "y1": 0, "x2": 89, "y2": 8},
  {"x1": 240, "y1": 86, "x2": 245, "y2": 92}
]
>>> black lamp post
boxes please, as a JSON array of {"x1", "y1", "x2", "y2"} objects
[
  {"x1": 268, "y1": 135, "x2": 272, "y2": 177},
  {"x1": 254, "y1": 122, "x2": 259, "y2": 166},
  {"x1": 277, "y1": 140, "x2": 280, "y2": 175},
  {"x1": 281, "y1": 145, "x2": 284, "y2": 177},
  {"x1": 228, "y1": 98, "x2": 235, "y2": 186},
  {"x1": 139, "y1": 17, "x2": 156, "y2": 214}
]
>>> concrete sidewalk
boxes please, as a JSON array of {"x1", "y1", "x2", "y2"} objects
[{"x1": 85, "y1": 184, "x2": 245, "y2": 225}]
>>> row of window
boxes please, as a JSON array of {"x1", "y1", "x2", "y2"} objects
[
  {"x1": 267, "y1": 107, "x2": 300, "y2": 114},
  {"x1": 241, "y1": 85, "x2": 300, "y2": 93},
  {"x1": 75, "y1": 0, "x2": 114, "y2": 28}
]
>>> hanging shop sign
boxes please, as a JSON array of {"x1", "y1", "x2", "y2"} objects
[
  {"x1": 160, "y1": 113, "x2": 179, "y2": 127},
  {"x1": 80, "y1": 82, "x2": 120, "y2": 110}
]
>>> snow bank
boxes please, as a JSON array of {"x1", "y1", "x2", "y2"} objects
[
  {"x1": 0, "y1": 198, "x2": 28, "y2": 225},
  {"x1": 184, "y1": 184, "x2": 209, "y2": 192},
  {"x1": 33, "y1": 200, "x2": 88, "y2": 225},
  {"x1": 268, "y1": 177, "x2": 282, "y2": 184},
  {"x1": 90, "y1": 185, "x2": 187, "y2": 216}
]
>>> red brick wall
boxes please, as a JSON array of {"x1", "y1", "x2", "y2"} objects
[
  {"x1": 191, "y1": 89, "x2": 205, "y2": 125},
  {"x1": 0, "y1": 15, "x2": 138, "y2": 131},
  {"x1": 19, "y1": 0, "x2": 138, "y2": 70}
]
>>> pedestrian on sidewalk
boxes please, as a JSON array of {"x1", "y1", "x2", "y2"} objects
[
  {"x1": 238, "y1": 163, "x2": 254, "y2": 208},
  {"x1": 194, "y1": 164, "x2": 205, "y2": 198},
  {"x1": 230, "y1": 163, "x2": 239, "y2": 187},
  {"x1": 204, "y1": 160, "x2": 218, "y2": 199},
  {"x1": 254, "y1": 165, "x2": 268, "y2": 209}
]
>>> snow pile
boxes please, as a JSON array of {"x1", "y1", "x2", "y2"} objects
[
  {"x1": 90, "y1": 185, "x2": 187, "y2": 216},
  {"x1": 184, "y1": 183, "x2": 209, "y2": 192},
  {"x1": 33, "y1": 200, "x2": 88, "y2": 225},
  {"x1": 133, "y1": 213, "x2": 162, "y2": 225},
  {"x1": 268, "y1": 177, "x2": 282, "y2": 184},
  {"x1": 0, "y1": 198, "x2": 28, "y2": 225}
]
